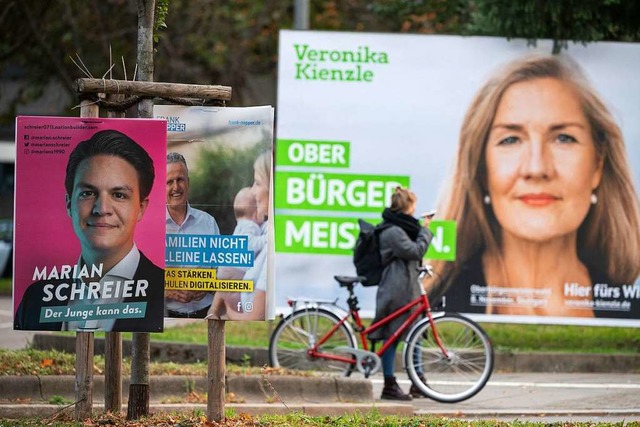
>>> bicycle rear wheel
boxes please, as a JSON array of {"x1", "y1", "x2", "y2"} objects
[
  {"x1": 269, "y1": 307, "x2": 356, "y2": 376},
  {"x1": 404, "y1": 313, "x2": 493, "y2": 403}
]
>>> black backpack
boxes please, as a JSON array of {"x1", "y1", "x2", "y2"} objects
[{"x1": 353, "y1": 219, "x2": 391, "y2": 286}]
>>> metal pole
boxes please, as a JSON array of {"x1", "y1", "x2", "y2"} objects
[{"x1": 294, "y1": 0, "x2": 309, "y2": 30}]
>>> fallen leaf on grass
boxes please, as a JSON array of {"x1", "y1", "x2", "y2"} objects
[{"x1": 225, "y1": 392, "x2": 245, "y2": 404}]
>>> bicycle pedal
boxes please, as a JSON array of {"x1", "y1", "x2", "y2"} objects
[{"x1": 335, "y1": 347, "x2": 381, "y2": 376}]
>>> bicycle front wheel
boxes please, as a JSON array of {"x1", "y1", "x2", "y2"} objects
[
  {"x1": 268, "y1": 307, "x2": 356, "y2": 376},
  {"x1": 404, "y1": 313, "x2": 493, "y2": 403}
]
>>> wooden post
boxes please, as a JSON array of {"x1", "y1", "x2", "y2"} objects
[
  {"x1": 207, "y1": 319, "x2": 226, "y2": 422},
  {"x1": 104, "y1": 332, "x2": 122, "y2": 413},
  {"x1": 75, "y1": 332, "x2": 94, "y2": 420},
  {"x1": 104, "y1": 94, "x2": 124, "y2": 414},
  {"x1": 74, "y1": 79, "x2": 231, "y2": 101},
  {"x1": 75, "y1": 99, "x2": 99, "y2": 421}
]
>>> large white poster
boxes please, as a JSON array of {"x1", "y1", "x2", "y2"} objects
[{"x1": 275, "y1": 30, "x2": 640, "y2": 327}]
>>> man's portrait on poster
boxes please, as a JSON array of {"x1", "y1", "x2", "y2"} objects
[
  {"x1": 165, "y1": 151, "x2": 221, "y2": 318},
  {"x1": 15, "y1": 129, "x2": 165, "y2": 332},
  {"x1": 429, "y1": 53, "x2": 640, "y2": 319}
]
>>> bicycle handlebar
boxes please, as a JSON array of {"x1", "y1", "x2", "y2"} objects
[{"x1": 417, "y1": 264, "x2": 434, "y2": 278}]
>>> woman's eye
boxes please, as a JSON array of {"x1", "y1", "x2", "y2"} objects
[
  {"x1": 557, "y1": 134, "x2": 577, "y2": 143},
  {"x1": 498, "y1": 136, "x2": 519, "y2": 145}
]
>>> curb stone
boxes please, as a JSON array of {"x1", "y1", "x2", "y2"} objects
[
  {"x1": 0, "y1": 374, "x2": 415, "y2": 420},
  {"x1": 0, "y1": 375, "x2": 373, "y2": 404}
]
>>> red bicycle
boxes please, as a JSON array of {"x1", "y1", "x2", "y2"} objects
[{"x1": 268, "y1": 266, "x2": 494, "y2": 403}]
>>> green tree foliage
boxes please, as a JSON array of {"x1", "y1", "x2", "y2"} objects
[
  {"x1": 469, "y1": 0, "x2": 640, "y2": 53},
  {"x1": 367, "y1": 0, "x2": 471, "y2": 34},
  {"x1": 154, "y1": 0, "x2": 292, "y2": 105},
  {"x1": 0, "y1": 0, "x2": 139, "y2": 128},
  {"x1": 0, "y1": 0, "x2": 293, "y2": 115},
  {"x1": 2, "y1": 0, "x2": 639, "y2": 128}
]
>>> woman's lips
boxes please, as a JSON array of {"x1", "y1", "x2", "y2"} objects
[{"x1": 519, "y1": 193, "x2": 559, "y2": 206}]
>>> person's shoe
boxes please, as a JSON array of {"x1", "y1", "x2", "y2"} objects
[
  {"x1": 381, "y1": 376, "x2": 412, "y2": 401},
  {"x1": 409, "y1": 372, "x2": 428, "y2": 398}
]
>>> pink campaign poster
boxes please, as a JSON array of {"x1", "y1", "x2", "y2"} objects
[{"x1": 13, "y1": 116, "x2": 167, "y2": 332}]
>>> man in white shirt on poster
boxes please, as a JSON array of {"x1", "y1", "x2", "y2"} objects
[{"x1": 165, "y1": 152, "x2": 220, "y2": 318}]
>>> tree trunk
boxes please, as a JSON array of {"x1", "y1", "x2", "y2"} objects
[
  {"x1": 127, "y1": 0, "x2": 155, "y2": 420},
  {"x1": 136, "y1": 0, "x2": 155, "y2": 117},
  {"x1": 105, "y1": 95, "x2": 124, "y2": 415},
  {"x1": 75, "y1": 99, "x2": 99, "y2": 421}
]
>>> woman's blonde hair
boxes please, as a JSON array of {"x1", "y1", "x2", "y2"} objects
[
  {"x1": 390, "y1": 186, "x2": 417, "y2": 213},
  {"x1": 432, "y1": 53, "x2": 640, "y2": 295},
  {"x1": 254, "y1": 150, "x2": 272, "y2": 186}
]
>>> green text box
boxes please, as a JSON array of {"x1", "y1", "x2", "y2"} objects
[
  {"x1": 425, "y1": 220, "x2": 457, "y2": 261},
  {"x1": 39, "y1": 302, "x2": 147, "y2": 323},
  {"x1": 276, "y1": 139, "x2": 350, "y2": 168},
  {"x1": 275, "y1": 215, "x2": 457, "y2": 262},
  {"x1": 275, "y1": 171, "x2": 409, "y2": 213},
  {"x1": 275, "y1": 215, "x2": 359, "y2": 255}
]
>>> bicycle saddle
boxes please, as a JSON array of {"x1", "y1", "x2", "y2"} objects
[{"x1": 334, "y1": 276, "x2": 365, "y2": 287}]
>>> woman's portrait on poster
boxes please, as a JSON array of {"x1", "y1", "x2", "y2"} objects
[{"x1": 429, "y1": 53, "x2": 640, "y2": 319}]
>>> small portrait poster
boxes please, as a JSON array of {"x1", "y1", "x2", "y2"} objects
[
  {"x1": 13, "y1": 116, "x2": 167, "y2": 332},
  {"x1": 155, "y1": 106, "x2": 275, "y2": 321}
]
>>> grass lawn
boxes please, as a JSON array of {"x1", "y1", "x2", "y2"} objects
[
  {"x1": 0, "y1": 347, "x2": 306, "y2": 377},
  {"x1": 0, "y1": 411, "x2": 621, "y2": 427},
  {"x1": 54, "y1": 318, "x2": 640, "y2": 354},
  {"x1": 95, "y1": 319, "x2": 639, "y2": 354},
  {"x1": 482, "y1": 322, "x2": 639, "y2": 353},
  {"x1": 0, "y1": 277, "x2": 11, "y2": 296}
]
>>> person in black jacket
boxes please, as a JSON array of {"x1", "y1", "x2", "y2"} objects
[
  {"x1": 369, "y1": 186, "x2": 433, "y2": 400},
  {"x1": 15, "y1": 130, "x2": 164, "y2": 332}
]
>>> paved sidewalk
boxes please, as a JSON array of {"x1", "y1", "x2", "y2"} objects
[{"x1": 376, "y1": 372, "x2": 640, "y2": 422}]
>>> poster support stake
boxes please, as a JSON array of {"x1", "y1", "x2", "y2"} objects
[
  {"x1": 207, "y1": 319, "x2": 226, "y2": 422},
  {"x1": 75, "y1": 332, "x2": 94, "y2": 420}
]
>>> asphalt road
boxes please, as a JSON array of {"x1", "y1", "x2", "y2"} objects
[
  {"x1": 370, "y1": 373, "x2": 640, "y2": 423},
  {"x1": 2, "y1": 296, "x2": 639, "y2": 423},
  {"x1": 0, "y1": 295, "x2": 36, "y2": 349}
]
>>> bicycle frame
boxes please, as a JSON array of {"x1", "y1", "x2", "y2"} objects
[
  {"x1": 308, "y1": 291, "x2": 449, "y2": 367},
  {"x1": 272, "y1": 269, "x2": 494, "y2": 401}
]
